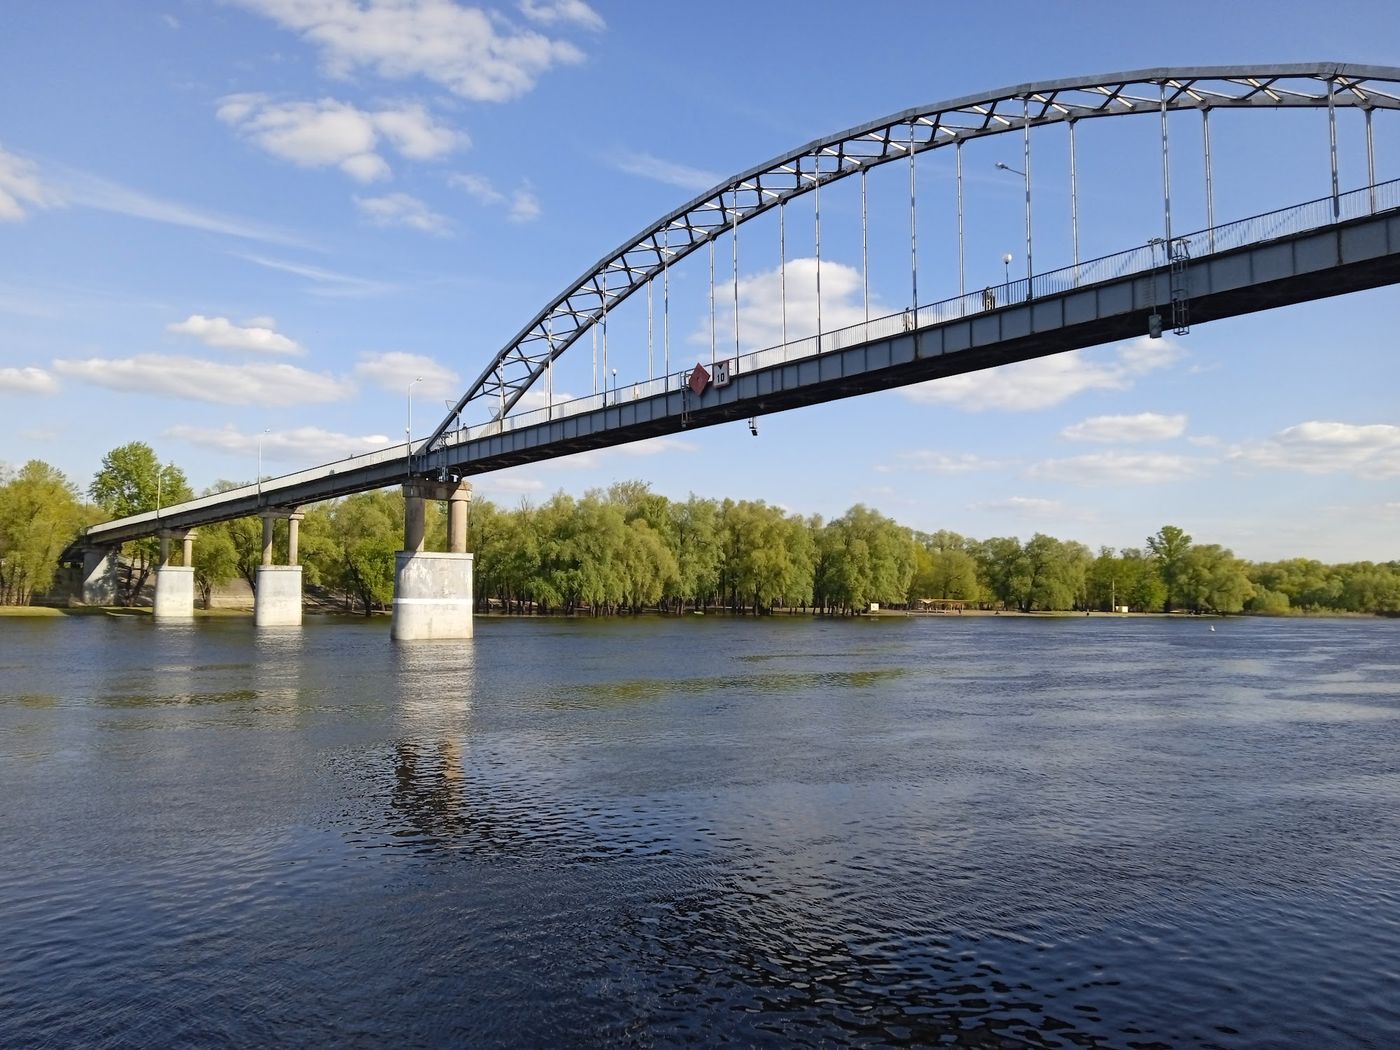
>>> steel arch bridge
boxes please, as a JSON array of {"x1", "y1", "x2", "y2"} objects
[
  {"x1": 67, "y1": 61, "x2": 1400, "y2": 554},
  {"x1": 427, "y1": 61, "x2": 1400, "y2": 451}
]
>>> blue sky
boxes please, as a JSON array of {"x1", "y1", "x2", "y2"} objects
[{"x1": 2, "y1": 0, "x2": 1399, "y2": 562}]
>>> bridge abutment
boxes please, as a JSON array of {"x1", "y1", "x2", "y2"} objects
[
  {"x1": 153, "y1": 529, "x2": 196, "y2": 621},
  {"x1": 391, "y1": 480, "x2": 473, "y2": 642},
  {"x1": 255, "y1": 510, "x2": 304, "y2": 627},
  {"x1": 78, "y1": 546, "x2": 120, "y2": 606}
]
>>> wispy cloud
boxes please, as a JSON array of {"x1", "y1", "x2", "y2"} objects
[
  {"x1": 236, "y1": 253, "x2": 396, "y2": 297},
  {"x1": 167, "y1": 423, "x2": 391, "y2": 461},
  {"x1": 355, "y1": 192, "x2": 452, "y2": 235},
  {"x1": 53, "y1": 354, "x2": 354, "y2": 405},
  {"x1": 612, "y1": 149, "x2": 721, "y2": 192},
  {"x1": 902, "y1": 336, "x2": 1185, "y2": 412},
  {"x1": 971, "y1": 495, "x2": 1064, "y2": 515},
  {"x1": 234, "y1": 0, "x2": 589, "y2": 102},
  {"x1": 876, "y1": 450, "x2": 1012, "y2": 475},
  {"x1": 0, "y1": 145, "x2": 61, "y2": 221},
  {"x1": 1061, "y1": 412, "x2": 1187, "y2": 443},
  {"x1": 1027, "y1": 451, "x2": 1205, "y2": 485},
  {"x1": 353, "y1": 350, "x2": 460, "y2": 398},
  {"x1": 0, "y1": 366, "x2": 59, "y2": 396},
  {"x1": 519, "y1": 0, "x2": 604, "y2": 31},
  {"x1": 1229, "y1": 421, "x2": 1400, "y2": 479},
  {"x1": 448, "y1": 172, "x2": 541, "y2": 222},
  {"x1": 167, "y1": 314, "x2": 304, "y2": 355}
]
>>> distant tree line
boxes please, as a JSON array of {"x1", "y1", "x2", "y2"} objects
[{"x1": 2, "y1": 442, "x2": 1398, "y2": 616}]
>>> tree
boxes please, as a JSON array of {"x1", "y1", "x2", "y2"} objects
[
  {"x1": 318, "y1": 490, "x2": 402, "y2": 615},
  {"x1": 1178, "y1": 544, "x2": 1254, "y2": 613},
  {"x1": 0, "y1": 460, "x2": 85, "y2": 604},
  {"x1": 89, "y1": 443, "x2": 191, "y2": 604},
  {"x1": 192, "y1": 527, "x2": 239, "y2": 609},
  {"x1": 1146, "y1": 525, "x2": 1192, "y2": 612}
]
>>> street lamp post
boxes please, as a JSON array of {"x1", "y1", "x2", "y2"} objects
[
  {"x1": 1002, "y1": 253, "x2": 1012, "y2": 284},
  {"x1": 995, "y1": 160, "x2": 1032, "y2": 293},
  {"x1": 406, "y1": 377, "x2": 422, "y2": 477},
  {"x1": 257, "y1": 427, "x2": 270, "y2": 501}
]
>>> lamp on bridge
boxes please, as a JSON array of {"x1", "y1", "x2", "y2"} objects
[
  {"x1": 257, "y1": 427, "x2": 270, "y2": 500},
  {"x1": 406, "y1": 376, "x2": 423, "y2": 477},
  {"x1": 995, "y1": 160, "x2": 1032, "y2": 291},
  {"x1": 1002, "y1": 253, "x2": 1013, "y2": 285}
]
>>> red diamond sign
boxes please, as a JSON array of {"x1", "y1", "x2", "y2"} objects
[{"x1": 687, "y1": 363, "x2": 710, "y2": 395}]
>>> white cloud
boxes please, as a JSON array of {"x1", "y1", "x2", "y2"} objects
[
  {"x1": 217, "y1": 95, "x2": 463, "y2": 181},
  {"x1": 1229, "y1": 421, "x2": 1400, "y2": 479},
  {"x1": 234, "y1": 0, "x2": 588, "y2": 102},
  {"x1": 0, "y1": 146, "x2": 61, "y2": 221},
  {"x1": 877, "y1": 450, "x2": 1011, "y2": 475},
  {"x1": 698, "y1": 258, "x2": 888, "y2": 353},
  {"x1": 53, "y1": 354, "x2": 354, "y2": 405},
  {"x1": 1028, "y1": 451, "x2": 1204, "y2": 485},
  {"x1": 0, "y1": 366, "x2": 59, "y2": 395},
  {"x1": 1061, "y1": 412, "x2": 1187, "y2": 443},
  {"x1": 447, "y1": 172, "x2": 541, "y2": 222},
  {"x1": 236, "y1": 253, "x2": 396, "y2": 297},
  {"x1": 167, "y1": 423, "x2": 391, "y2": 461},
  {"x1": 355, "y1": 192, "x2": 452, "y2": 235},
  {"x1": 167, "y1": 314, "x2": 304, "y2": 355},
  {"x1": 353, "y1": 351, "x2": 460, "y2": 398},
  {"x1": 613, "y1": 150, "x2": 721, "y2": 192},
  {"x1": 519, "y1": 0, "x2": 604, "y2": 30},
  {"x1": 482, "y1": 474, "x2": 546, "y2": 494},
  {"x1": 902, "y1": 336, "x2": 1184, "y2": 412},
  {"x1": 972, "y1": 496, "x2": 1063, "y2": 515}
]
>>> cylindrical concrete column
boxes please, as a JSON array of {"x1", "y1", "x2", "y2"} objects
[
  {"x1": 159, "y1": 531, "x2": 172, "y2": 568},
  {"x1": 287, "y1": 512, "x2": 304, "y2": 566},
  {"x1": 403, "y1": 489, "x2": 427, "y2": 554},
  {"x1": 261, "y1": 514, "x2": 275, "y2": 567},
  {"x1": 182, "y1": 531, "x2": 195, "y2": 567},
  {"x1": 447, "y1": 486, "x2": 471, "y2": 554}
]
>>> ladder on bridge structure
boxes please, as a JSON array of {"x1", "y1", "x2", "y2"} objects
[{"x1": 1168, "y1": 237, "x2": 1191, "y2": 336}]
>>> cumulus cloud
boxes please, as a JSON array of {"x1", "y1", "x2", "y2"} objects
[
  {"x1": 1061, "y1": 412, "x2": 1187, "y2": 443},
  {"x1": 167, "y1": 423, "x2": 391, "y2": 461},
  {"x1": 353, "y1": 351, "x2": 460, "y2": 398},
  {"x1": 234, "y1": 0, "x2": 588, "y2": 102},
  {"x1": 355, "y1": 192, "x2": 452, "y2": 235},
  {"x1": 697, "y1": 258, "x2": 888, "y2": 353},
  {"x1": 0, "y1": 366, "x2": 59, "y2": 395},
  {"x1": 876, "y1": 450, "x2": 1011, "y2": 475},
  {"x1": 1028, "y1": 451, "x2": 1204, "y2": 485},
  {"x1": 901, "y1": 336, "x2": 1184, "y2": 412},
  {"x1": 447, "y1": 172, "x2": 541, "y2": 222},
  {"x1": 217, "y1": 95, "x2": 463, "y2": 181},
  {"x1": 612, "y1": 149, "x2": 721, "y2": 192},
  {"x1": 167, "y1": 314, "x2": 304, "y2": 355},
  {"x1": 1229, "y1": 421, "x2": 1400, "y2": 479},
  {"x1": 519, "y1": 0, "x2": 604, "y2": 30},
  {"x1": 53, "y1": 354, "x2": 354, "y2": 405},
  {"x1": 0, "y1": 146, "x2": 62, "y2": 221}
]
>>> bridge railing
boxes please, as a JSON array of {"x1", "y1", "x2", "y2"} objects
[{"x1": 436, "y1": 178, "x2": 1400, "y2": 452}]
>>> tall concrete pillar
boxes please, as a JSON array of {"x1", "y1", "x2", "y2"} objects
[
  {"x1": 182, "y1": 532, "x2": 195, "y2": 567},
  {"x1": 79, "y1": 547, "x2": 120, "y2": 606},
  {"x1": 154, "y1": 529, "x2": 195, "y2": 621},
  {"x1": 255, "y1": 508, "x2": 304, "y2": 627},
  {"x1": 392, "y1": 479, "x2": 474, "y2": 641}
]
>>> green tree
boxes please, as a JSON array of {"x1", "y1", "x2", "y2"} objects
[
  {"x1": 1146, "y1": 525, "x2": 1192, "y2": 612},
  {"x1": 0, "y1": 460, "x2": 85, "y2": 604},
  {"x1": 1178, "y1": 544, "x2": 1254, "y2": 613},
  {"x1": 89, "y1": 443, "x2": 192, "y2": 604}
]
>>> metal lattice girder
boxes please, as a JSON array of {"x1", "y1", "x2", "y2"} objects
[{"x1": 427, "y1": 62, "x2": 1400, "y2": 451}]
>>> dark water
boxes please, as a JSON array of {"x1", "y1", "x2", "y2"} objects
[{"x1": 2, "y1": 613, "x2": 1399, "y2": 1048}]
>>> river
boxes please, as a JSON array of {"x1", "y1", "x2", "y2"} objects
[{"x1": 2, "y1": 613, "x2": 1398, "y2": 1047}]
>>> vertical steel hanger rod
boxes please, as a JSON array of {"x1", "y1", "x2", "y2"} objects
[
  {"x1": 956, "y1": 139, "x2": 965, "y2": 297},
  {"x1": 1202, "y1": 108, "x2": 1215, "y2": 252}
]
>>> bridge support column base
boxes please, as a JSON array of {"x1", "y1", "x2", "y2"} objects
[
  {"x1": 79, "y1": 547, "x2": 120, "y2": 606},
  {"x1": 153, "y1": 566, "x2": 195, "y2": 621},
  {"x1": 391, "y1": 552, "x2": 474, "y2": 641},
  {"x1": 255, "y1": 566, "x2": 303, "y2": 627}
]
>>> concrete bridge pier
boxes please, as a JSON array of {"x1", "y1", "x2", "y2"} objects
[
  {"x1": 391, "y1": 479, "x2": 473, "y2": 642},
  {"x1": 78, "y1": 546, "x2": 120, "y2": 605},
  {"x1": 255, "y1": 509, "x2": 304, "y2": 627},
  {"x1": 153, "y1": 529, "x2": 196, "y2": 621}
]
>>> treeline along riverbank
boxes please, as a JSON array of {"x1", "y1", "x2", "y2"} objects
[{"x1": 2, "y1": 444, "x2": 1398, "y2": 616}]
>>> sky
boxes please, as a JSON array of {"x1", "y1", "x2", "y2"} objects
[{"x1": 2, "y1": 0, "x2": 1399, "y2": 563}]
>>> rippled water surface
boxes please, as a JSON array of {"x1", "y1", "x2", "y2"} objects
[{"x1": 3, "y1": 613, "x2": 1399, "y2": 1048}]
